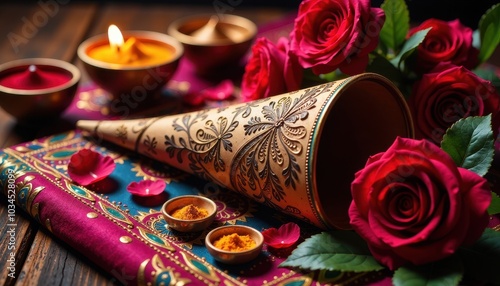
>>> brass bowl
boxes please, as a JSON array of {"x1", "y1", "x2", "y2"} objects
[
  {"x1": 77, "y1": 31, "x2": 183, "y2": 98},
  {"x1": 0, "y1": 58, "x2": 80, "y2": 121},
  {"x1": 168, "y1": 14, "x2": 257, "y2": 76},
  {"x1": 162, "y1": 195, "x2": 217, "y2": 232},
  {"x1": 205, "y1": 225, "x2": 263, "y2": 264}
]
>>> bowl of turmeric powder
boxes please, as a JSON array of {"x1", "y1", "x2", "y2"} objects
[
  {"x1": 205, "y1": 225, "x2": 263, "y2": 264},
  {"x1": 162, "y1": 195, "x2": 217, "y2": 232}
]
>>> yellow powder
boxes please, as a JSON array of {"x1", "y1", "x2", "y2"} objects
[
  {"x1": 171, "y1": 204, "x2": 209, "y2": 220},
  {"x1": 213, "y1": 233, "x2": 256, "y2": 251}
]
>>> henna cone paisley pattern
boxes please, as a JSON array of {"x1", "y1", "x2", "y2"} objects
[
  {"x1": 231, "y1": 90, "x2": 316, "y2": 203},
  {"x1": 77, "y1": 73, "x2": 413, "y2": 229}
]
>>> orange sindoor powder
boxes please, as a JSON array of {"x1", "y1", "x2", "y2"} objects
[
  {"x1": 213, "y1": 233, "x2": 256, "y2": 251},
  {"x1": 171, "y1": 204, "x2": 209, "y2": 220}
]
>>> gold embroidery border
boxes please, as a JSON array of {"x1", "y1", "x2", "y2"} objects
[{"x1": 2, "y1": 138, "x2": 257, "y2": 285}]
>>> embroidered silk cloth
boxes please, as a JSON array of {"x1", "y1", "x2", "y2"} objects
[{"x1": 0, "y1": 129, "x2": 391, "y2": 285}]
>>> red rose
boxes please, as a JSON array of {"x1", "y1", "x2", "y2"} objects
[
  {"x1": 408, "y1": 19, "x2": 479, "y2": 73},
  {"x1": 349, "y1": 137, "x2": 491, "y2": 270},
  {"x1": 289, "y1": 0, "x2": 384, "y2": 75},
  {"x1": 408, "y1": 62, "x2": 500, "y2": 144},
  {"x1": 241, "y1": 37, "x2": 302, "y2": 101}
]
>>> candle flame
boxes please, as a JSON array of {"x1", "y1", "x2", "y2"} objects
[{"x1": 108, "y1": 24, "x2": 124, "y2": 51}]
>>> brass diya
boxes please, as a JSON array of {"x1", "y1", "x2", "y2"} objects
[
  {"x1": 77, "y1": 73, "x2": 414, "y2": 230},
  {"x1": 77, "y1": 30, "x2": 183, "y2": 98},
  {"x1": 167, "y1": 14, "x2": 257, "y2": 75},
  {"x1": 0, "y1": 58, "x2": 80, "y2": 121}
]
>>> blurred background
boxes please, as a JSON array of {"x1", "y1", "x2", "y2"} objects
[
  {"x1": 5, "y1": 0, "x2": 499, "y2": 27},
  {"x1": 66, "y1": 0, "x2": 498, "y2": 29}
]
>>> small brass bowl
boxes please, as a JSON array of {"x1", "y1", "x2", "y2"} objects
[
  {"x1": 77, "y1": 31, "x2": 183, "y2": 98},
  {"x1": 168, "y1": 14, "x2": 257, "y2": 75},
  {"x1": 0, "y1": 58, "x2": 80, "y2": 121},
  {"x1": 205, "y1": 225, "x2": 263, "y2": 264},
  {"x1": 162, "y1": 195, "x2": 217, "y2": 232}
]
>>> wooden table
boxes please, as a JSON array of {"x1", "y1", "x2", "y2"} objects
[
  {"x1": 1, "y1": 2, "x2": 499, "y2": 286},
  {"x1": 0, "y1": 3, "x2": 296, "y2": 285}
]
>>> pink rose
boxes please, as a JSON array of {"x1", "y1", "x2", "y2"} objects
[
  {"x1": 408, "y1": 19, "x2": 479, "y2": 73},
  {"x1": 290, "y1": 0, "x2": 384, "y2": 75},
  {"x1": 349, "y1": 137, "x2": 491, "y2": 270},
  {"x1": 408, "y1": 62, "x2": 500, "y2": 144},
  {"x1": 241, "y1": 37, "x2": 302, "y2": 101}
]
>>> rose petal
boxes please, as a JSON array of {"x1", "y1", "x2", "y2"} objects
[
  {"x1": 241, "y1": 37, "x2": 289, "y2": 100},
  {"x1": 262, "y1": 222, "x2": 300, "y2": 248},
  {"x1": 408, "y1": 63, "x2": 500, "y2": 143},
  {"x1": 289, "y1": 0, "x2": 384, "y2": 75},
  {"x1": 127, "y1": 180, "x2": 166, "y2": 197},
  {"x1": 200, "y1": 79, "x2": 234, "y2": 101},
  {"x1": 349, "y1": 137, "x2": 492, "y2": 269},
  {"x1": 67, "y1": 148, "x2": 115, "y2": 186},
  {"x1": 457, "y1": 167, "x2": 491, "y2": 245},
  {"x1": 183, "y1": 92, "x2": 205, "y2": 106},
  {"x1": 408, "y1": 19, "x2": 478, "y2": 73}
]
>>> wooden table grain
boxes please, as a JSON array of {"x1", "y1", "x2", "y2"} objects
[{"x1": 0, "y1": 3, "x2": 294, "y2": 285}]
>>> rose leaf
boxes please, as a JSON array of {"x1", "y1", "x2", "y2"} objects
[
  {"x1": 478, "y1": 3, "x2": 500, "y2": 64},
  {"x1": 488, "y1": 191, "x2": 500, "y2": 215},
  {"x1": 367, "y1": 54, "x2": 411, "y2": 97},
  {"x1": 367, "y1": 54, "x2": 403, "y2": 85},
  {"x1": 279, "y1": 231, "x2": 384, "y2": 272},
  {"x1": 379, "y1": 0, "x2": 410, "y2": 54},
  {"x1": 440, "y1": 115, "x2": 494, "y2": 177},
  {"x1": 392, "y1": 256, "x2": 464, "y2": 286},
  {"x1": 457, "y1": 228, "x2": 500, "y2": 285},
  {"x1": 390, "y1": 28, "x2": 431, "y2": 70},
  {"x1": 473, "y1": 67, "x2": 500, "y2": 89}
]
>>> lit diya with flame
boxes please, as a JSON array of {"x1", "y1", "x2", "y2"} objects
[{"x1": 77, "y1": 25, "x2": 183, "y2": 99}]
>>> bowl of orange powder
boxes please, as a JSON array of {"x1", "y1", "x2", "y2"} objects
[
  {"x1": 205, "y1": 225, "x2": 263, "y2": 264},
  {"x1": 162, "y1": 195, "x2": 217, "y2": 232}
]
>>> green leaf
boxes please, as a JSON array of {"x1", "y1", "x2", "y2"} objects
[
  {"x1": 472, "y1": 29, "x2": 481, "y2": 50},
  {"x1": 393, "y1": 256, "x2": 464, "y2": 286},
  {"x1": 318, "y1": 69, "x2": 346, "y2": 83},
  {"x1": 367, "y1": 54, "x2": 413, "y2": 98},
  {"x1": 301, "y1": 68, "x2": 330, "y2": 88},
  {"x1": 488, "y1": 191, "x2": 500, "y2": 215},
  {"x1": 367, "y1": 54, "x2": 403, "y2": 84},
  {"x1": 280, "y1": 231, "x2": 384, "y2": 272},
  {"x1": 379, "y1": 0, "x2": 410, "y2": 53},
  {"x1": 440, "y1": 115, "x2": 494, "y2": 177},
  {"x1": 390, "y1": 28, "x2": 431, "y2": 69},
  {"x1": 478, "y1": 3, "x2": 500, "y2": 64},
  {"x1": 473, "y1": 67, "x2": 500, "y2": 89},
  {"x1": 457, "y1": 228, "x2": 500, "y2": 285}
]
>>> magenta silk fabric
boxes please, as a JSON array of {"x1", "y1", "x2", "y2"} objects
[
  {"x1": 0, "y1": 130, "x2": 396, "y2": 285},
  {"x1": 0, "y1": 135, "x2": 287, "y2": 285}
]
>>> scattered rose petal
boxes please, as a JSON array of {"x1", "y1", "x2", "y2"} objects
[
  {"x1": 67, "y1": 148, "x2": 115, "y2": 186},
  {"x1": 183, "y1": 92, "x2": 205, "y2": 106},
  {"x1": 199, "y1": 79, "x2": 234, "y2": 101},
  {"x1": 182, "y1": 80, "x2": 234, "y2": 106},
  {"x1": 127, "y1": 180, "x2": 166, "y2": 197},
  {"x1": 262, "y1": 222, "x2": 300, "y2": 249}
]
